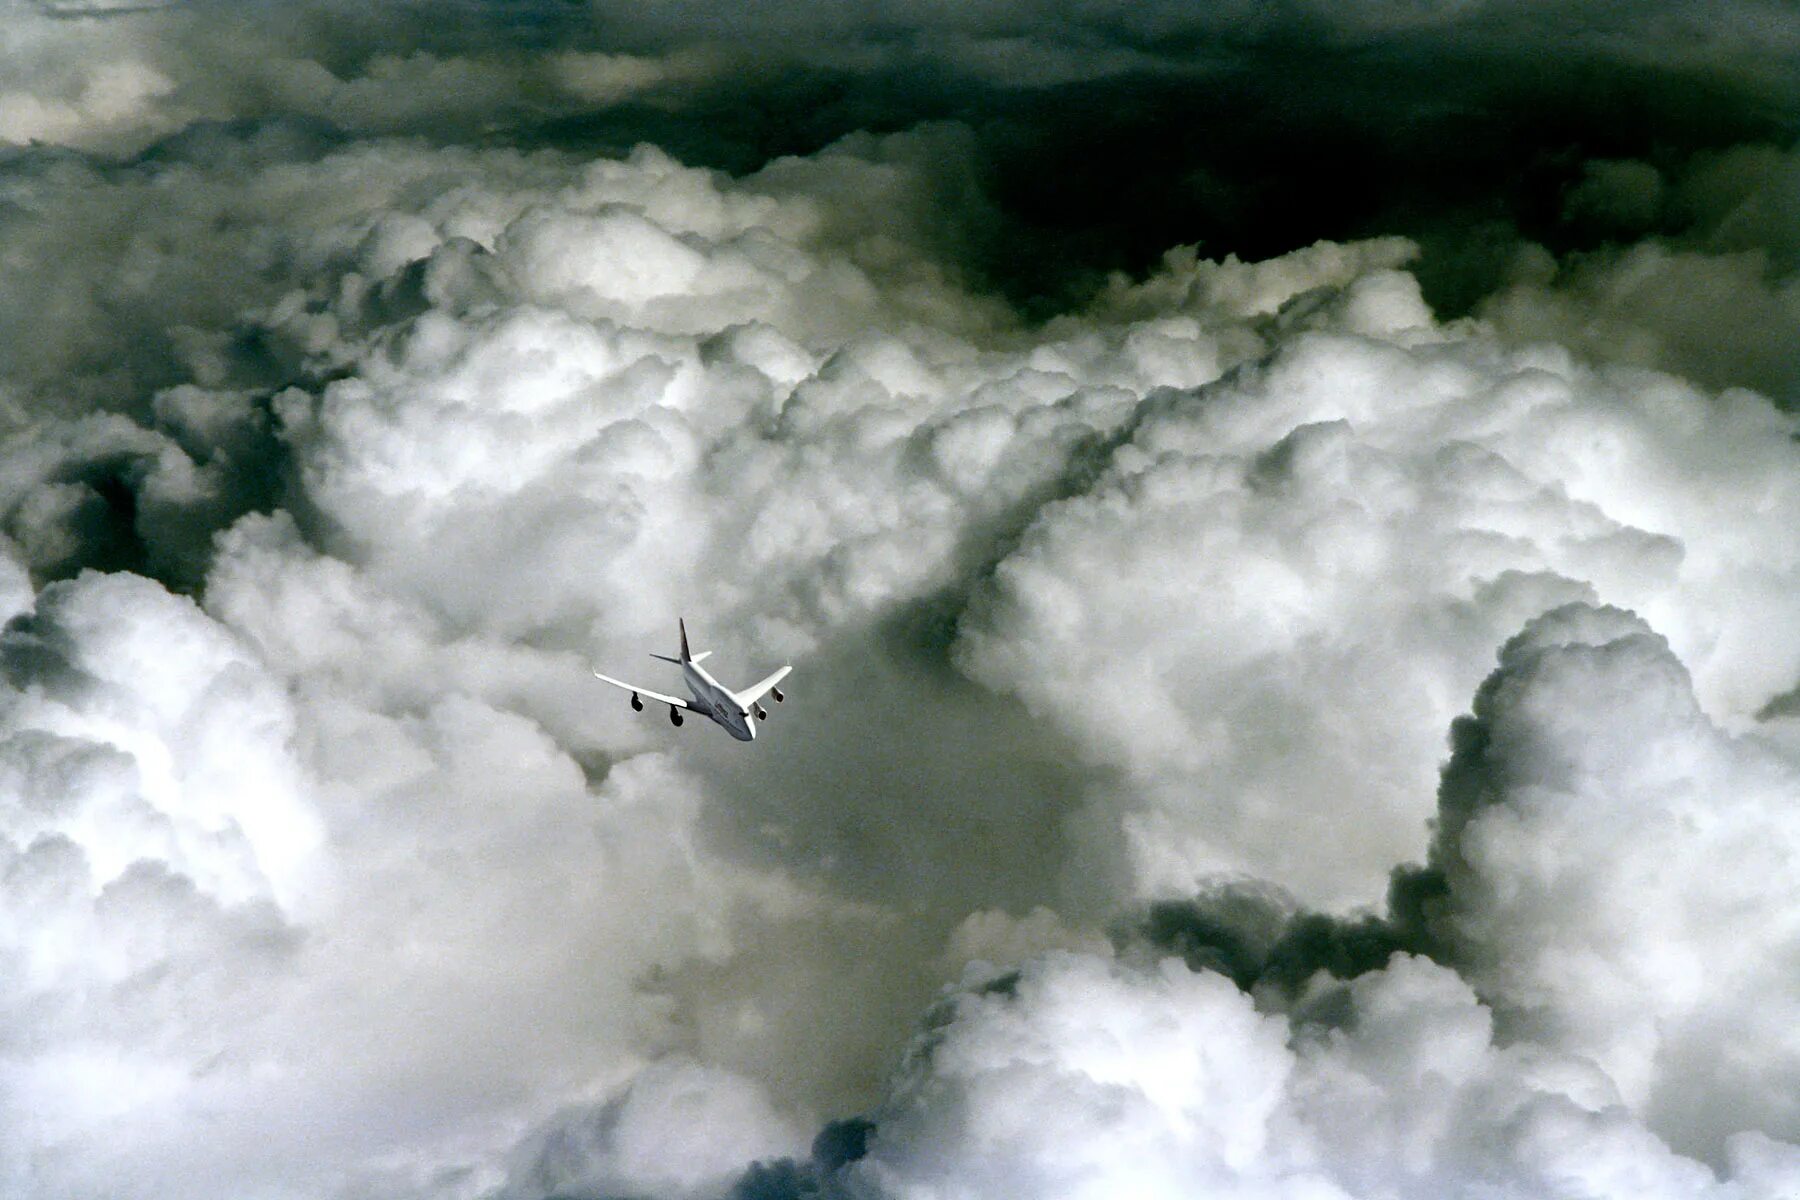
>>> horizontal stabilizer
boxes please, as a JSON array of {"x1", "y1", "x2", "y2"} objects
[{"x1": 651, "y1": 650, "x2": 709, "y2": 665}]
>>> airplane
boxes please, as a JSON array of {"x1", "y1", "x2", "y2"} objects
[{"x1": 593, "y1": 619, "x2": 791, "y2": 742}]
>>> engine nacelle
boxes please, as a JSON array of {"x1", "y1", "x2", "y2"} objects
[
  {"x1": 630, "y1": 693, "x2": 643, "y2": 712},
  {"x1": 772, "y1": 688, "x2": 785, "y2": 703},
  {"x1": 753, "y1": 705, "x2": 768, "y2": 720},
  {"x1": 669, "y1": 707, "x2": 684, "y2": 727}
]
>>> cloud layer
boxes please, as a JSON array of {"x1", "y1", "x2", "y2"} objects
[{"x1": 2, "y1": 3, "x2": 1799, "y2": 1198}]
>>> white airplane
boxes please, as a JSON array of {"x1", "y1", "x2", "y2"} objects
[{"x1": 593, "y1": 619, "x2": 791, "y2": 742}]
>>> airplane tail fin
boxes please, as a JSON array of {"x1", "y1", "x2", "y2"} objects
[{"x1": 651, "y1": 619, "x2": 709, "y2": 666}]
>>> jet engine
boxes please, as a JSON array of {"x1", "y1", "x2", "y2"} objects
[
  {"x1": 630, "y1": 693, "x2": 643, "y2": 712},
  {"x1": 753, "y1": 705, "x2": 768, "y2": 720},
  {"x1": 772, "y1": 688, "x2": 785, "y2": 703},
  {"x1": 670, "y1": 707, "x2": 683, "y2": 726}
]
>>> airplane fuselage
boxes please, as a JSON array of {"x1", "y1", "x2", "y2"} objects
[{"x1": 683, "y1": 661, "x2": 756, "y2": 741}]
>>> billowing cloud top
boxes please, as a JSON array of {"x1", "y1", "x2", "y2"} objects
[{"x1": 2, "y1": 2, "x2": 1799, "y2": 1198}]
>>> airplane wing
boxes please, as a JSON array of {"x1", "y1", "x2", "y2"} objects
[
  {"x1": 593, "y1": 670, "x2": 690, "y2": 709},
  {"x1": 732, "y1": 665, "x2": 792, "y2": 707}
]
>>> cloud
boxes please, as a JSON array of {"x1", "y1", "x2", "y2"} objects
[
  {"x1": 842, "y1": 949, "x2": 1800, "y2": 1200},
  {"x1": 0, "y1": 569, "x2": 317, "y2": 1195},
  {"x1": 499, "y1": 1059, "x2": 809, "y2": 1200},
  {"x1": 1480, "y1": 144, "x2": 1800, "y2": 407},
  {"x1": 7, "y1": 0, "x2": 1800, "y2": 317},
  {"x1": 1416, "y1": 603, "x2": 1800, "y2": 1161},
  {"x1": 1, "y1": 4, "x2": 1799, "y2": 1198},
  {"x1": 0, "y1": 569, "x2": 319, "y2": 905},
  {"x1": 954, "y1": 279, "x2": 1800, "y2": 908},
  {"x1": 831, "y1": 599, "x2": 1800, "y2": 1200}
]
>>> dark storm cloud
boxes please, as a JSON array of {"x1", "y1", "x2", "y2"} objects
[
  {"x1": 13, "y1": 0, "x2": 1800, "y2": 336},
  {"x1": 479, "y1": 0, "x2": 1800, "y2": 338}
]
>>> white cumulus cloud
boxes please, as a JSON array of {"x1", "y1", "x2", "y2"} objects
[{"x1": 1, "y1": 6, "x2": 1799, "y2": 1198}]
